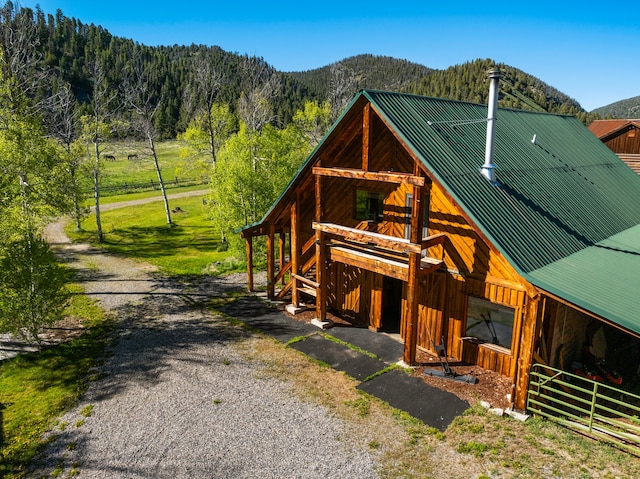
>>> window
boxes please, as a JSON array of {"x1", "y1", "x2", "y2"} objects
[
  {"x1": 465, "y1": 296, "x2": 515, "y2": 349},
  {"x1": 355, "y1": 190, "x2": 384, "y2": 222},
  {"x1": 404, "y1": 193, "x2": 430, "y2": 241}
]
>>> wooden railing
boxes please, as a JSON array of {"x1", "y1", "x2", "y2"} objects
[
  {"x1": 275, "y1": 235, "x2": 317, "y2": 300},
  {"x1": 312, "y1": 222, "x2": 445, "y2": 281}
]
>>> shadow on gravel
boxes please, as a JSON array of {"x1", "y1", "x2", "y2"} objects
[
  {"x1": 216, "y1": 295, "x2": 317, "y2": 342},
  {"x1": 84, "y1": 280, "x2": 254, "y2": 403}
]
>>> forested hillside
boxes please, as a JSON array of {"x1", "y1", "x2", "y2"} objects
[
  {"x1": 408, "y1": 58, "x2": 598, "y2": 124},
  {"x1": 288, "y1": 54, "x2": 433, "y2": 98},
  {"x1": 593, "y1": 96, "x2": 640, "y2": 119},
  {"x1": 0, "y1": 3, "x2": 599, "y2": 140}
]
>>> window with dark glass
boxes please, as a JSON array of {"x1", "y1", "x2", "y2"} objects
[
  {"x1": 465, "y1": 296, "x2": 515, "y2": 350},
  {"x1": 355, "y1": 190, "x2": 384, "y2": 222},
  {"x1": 404, "y1": 193, "x2": 429, "y2": 241}
]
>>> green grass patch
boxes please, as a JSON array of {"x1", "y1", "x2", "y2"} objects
[
  {"x1": 69, "y1": 195, "x2": 243, "y2": 276},
  {"x1": 320, "y1": 333, "x2": 378, "y2": 359},
  {"x1": 95, "y1": 140, "x2": 210, "y2": 197},
  {"x1": 0, "y1": 290, "x2": 112, "y2": 479}
]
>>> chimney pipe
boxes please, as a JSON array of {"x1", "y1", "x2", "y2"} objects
[{"x1": 481, "y1": 69, "x2": 502, "y2": 183}]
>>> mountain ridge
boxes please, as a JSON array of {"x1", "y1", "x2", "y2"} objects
[{"x1": 3, "y1": 3, "x2": 635, "y2": 138}]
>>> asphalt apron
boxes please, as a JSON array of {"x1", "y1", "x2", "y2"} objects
[{"x1": 218, "y1": 294, "x2": 470, "y2": 431}]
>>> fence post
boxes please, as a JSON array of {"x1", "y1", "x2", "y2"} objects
[{"x1": 588, "y1": 382, "x2": 598, "y2": 432}]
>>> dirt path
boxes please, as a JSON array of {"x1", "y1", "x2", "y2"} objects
[
  {"x1": 27, "y1": 199, "x2": 378, "y2": 478},
  {"x1": 96, "y1": 189, "x2": 209, "y2": 212}
]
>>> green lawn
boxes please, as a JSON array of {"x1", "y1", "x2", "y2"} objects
[
  {"x1": 96, "y1": 140, "x2": 210, "y2": 196},
  {"x1": 0, "y1": 286, "x2": 112, "y2": 479},
  {"x1": 71, "y1": 195, "x2": 242, "y2": 276}
]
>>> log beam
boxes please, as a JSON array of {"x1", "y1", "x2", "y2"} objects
[{"x1": 312, "y1": 166, "x2": 425, "y2": 186}]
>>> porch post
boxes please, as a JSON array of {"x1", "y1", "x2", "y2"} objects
[
  {"x1": 266, "y1": 222, "x2": 275, "y2": 299},
  {"x1": 315, "y1": 174, "x2": 327, "y2": 322},
  {"x1": 403, "y1": 179, "x2": 424, "y2": 365},
  {"x1": 514, "y1": 294, "x2": 541, "y2": 410},
  {"x1": 245, "y1": 236, "x2": 254, "y2": 292},
  {"x1": 291, "y1": 199, "x2": 300, "y2": 307},
  {"x1": 279, "y1": 231, "x2": 286, "y2": 286}
]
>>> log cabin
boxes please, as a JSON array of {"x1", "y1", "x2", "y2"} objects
[
  {"x1": 589, "y1": 119, "x2": 640, "y2": 174},
  {"x1": 240, "y1": 73, "x2": 640, "y2": 411}
]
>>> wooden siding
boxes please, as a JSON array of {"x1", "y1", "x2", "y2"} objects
[
  {"x1": 603, "y1": 124, "x2": 640, "y2": 155},
  {"x1": 428, "y1": 183, "x2": 521, "y2": 282},
  {"x1": 618, "y1": 153, "x2": 640, "y2": 175},
  {"x1": 328, "y1": 262, "x2": 376, "y2": 327},
  {"x1": 316, "y1": 105, "x2": 533, "y2": 380}
]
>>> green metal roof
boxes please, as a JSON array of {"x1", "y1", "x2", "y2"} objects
[
  {"x1": 526, "y1": 224, "x2": 640, "y2": 332},
  {"x1": 363, "y1": 90, "x2": 640, "y2": 333},
  {"x1": 248, "y1": 89, "x2": 640, "y2": 334}
]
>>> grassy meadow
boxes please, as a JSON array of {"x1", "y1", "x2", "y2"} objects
[
  {"x1": 95, "y1": 140, "x2": 210, "y2": 196},
  {"x1": 0, "y1": 141, "x2": 229, "y2": 478},
  {"x1": 71, "y1": 194, "x2": 241, "y2": 276},
  {"x1": 73, "y1": 139, "x2": 242, "y2": 276}
]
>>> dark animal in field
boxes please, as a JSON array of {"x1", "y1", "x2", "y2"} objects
[
  {"x1": 171, "y1": 206, "x2": 183, "y2": 214},
  {"x1": 104, "y1": 154, "x2": 116, "y2": 161},
  {"x1": 128, "y1": 154, "x2": 139, "y2": 160}
]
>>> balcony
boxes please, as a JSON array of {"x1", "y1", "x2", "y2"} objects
[{"x1": 312, "y1": 222, "x2": 445, "y2": 282}]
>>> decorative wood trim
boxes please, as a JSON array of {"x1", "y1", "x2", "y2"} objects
[{"x1": 312, "y1": 166, "x2": 425, "y2": 186}]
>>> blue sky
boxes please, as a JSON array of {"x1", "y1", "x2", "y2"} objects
[{"x1": 20, "y1": 0, "x2": 640, "y2": 112}]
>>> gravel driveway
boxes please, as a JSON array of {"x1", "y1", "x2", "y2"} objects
[{"x1": 30, "y1": 210, "x2": 379, "y2": 478}]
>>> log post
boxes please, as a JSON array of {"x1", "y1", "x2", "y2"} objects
[
  {"x1": 245, "y1": 236, "x2": 254, "y2": 292},
  {"x1": 514, "y1": 294, "x2": 540, "y2": 410},
  {"x1": 315, "y1": 174, "x2": 327, "y2": 322},
  {"x1": 403, "y1": 179, "x2": 424, "y2": 365},
  {"x1": 266, "y1": 222, "x2": 275, "y2": 299},
  {"x1": 291, "y1": 199, "x2": 300, "y2": 307},
  {"x1": 362, "y1": 103, "x2": 371, "y2": 172},
  {"x1": 279, "y1": 231, "x2": 286, "y2": 286}
]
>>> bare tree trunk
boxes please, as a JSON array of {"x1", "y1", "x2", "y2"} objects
[
  {"x1": 93, "y1": 143, "x2": 103, "y2": 242},
  {"x1": 149, "y1": 136, "x2": 172, "y2": 227},
  {"x1": 72, "y1": 170, "x2": 82, "y2": 232},
  {"x1": 124, "y1": 49, "x2": 172, "y2": 228}
]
